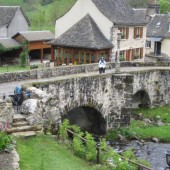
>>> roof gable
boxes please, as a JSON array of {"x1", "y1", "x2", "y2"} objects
[
  {"x1": 0, "y1": 6, "x2": 30, "y2": 27},
  {"x1": 13, "y1": 31, "x2": 55, "y2": 42},
  {"x1": 50, "y1": 14, "x2": 113, "y2": 49},
  {"x1": 92, "y1": 0, "x2": 147, "y2": 25},
  {"x1": 147, "y1": 14, "x2": 170, "y2": 38},
  {"x1": 0, "y1": 38, "x2": 21, "y2": 49}
]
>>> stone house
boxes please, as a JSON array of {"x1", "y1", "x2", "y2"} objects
[
  {"x1": 0, "y1": 6, "x2": 30, "y2": 65},
  {"x1": 0, "y1": 6, "x2": 30, "y2": 38},
  {"x1": 146, "y1": 14, "x2": 170, "y2": 57},
  {"x1": 50, "y1": 0, "x2": 148, "y2": 66}
]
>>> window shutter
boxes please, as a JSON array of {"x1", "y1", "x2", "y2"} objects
[
  {"x1": 132, "y1": 49, "x2": 135, "y2": 61},
  {"x1": 134, "y1": 27, "x2": 136, "y2": 39},
  {"x1": 126, "y1": 27, "x2": 129, "y2": 39},
  {"x1": 140, "y1": 48, "x2": 143, "y2": 59},
  {"x1": 126, "y1": 50, "x2": 130, "y2": 61},
  {"x1": 140, "y1": 27, "x2": 143, "y2": 38}
]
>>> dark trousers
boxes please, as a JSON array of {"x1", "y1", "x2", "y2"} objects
[{"x1": 99, "y1": 67, "x2": 105, "y2": 74}]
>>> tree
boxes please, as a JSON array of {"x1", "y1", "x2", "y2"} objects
[{"x1": 160, "y1": 0, "x2": 170, "y2": 13}]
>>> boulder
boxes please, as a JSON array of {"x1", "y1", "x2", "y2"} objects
[
  {"x1": 21, "y1": 99, "x2": 39, "y2": 115},
  {"x1": 143, "y1": 118, "x2": 152, "y2": 124},
  {"x1": 151, "y1": 137, "x2": 159, "y2": 143}
]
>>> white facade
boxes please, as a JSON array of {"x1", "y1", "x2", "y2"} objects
[
  {"x1": 161, "y1": 39, "x2": 170, "y2": 57},
  {"x1": 146, "y1": 38, "x2": 170, "y2": 57},
  {"x1": 0, "y1": 8, "x2": 29, "y2": 38},
  {"x1": 0, "y1": 25, "x2": 8, "y2": 38},
  {"x1": 8, "y1": 9, "x2": 29, "y2": 37}
]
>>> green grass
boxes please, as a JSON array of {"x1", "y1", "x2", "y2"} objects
[
  {"x1": 0, "y1": 66, "x2": 30, "y2": 73},
  {"x1": 128, "y1": 106, "x2": 170, "y2": 142},
  {"x1": 16, "y1": 135, "x2": 96, "y2": 170},
  {"x1": 129, "y1": 125, "x2": 170, "y2": 142},
  {"x1": 0, "y1": 0, "x2": 24, "y2": 6},
  {"x1": 133, "y1": 106, "x2": 170, "y2": 123}
]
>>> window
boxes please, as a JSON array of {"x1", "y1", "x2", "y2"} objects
[
  {"x1": 119, "y1": 51, "x2": 126, "y2": 61},
  {"x1": 146, "y1": 40, "x2": 151, "y2": 48},
  {"x1": 118, "y1": 27, "x2": 129, "y2": 39},
  {"x1": 134, "y1": 27, "x2": 143, "y2": 39},
  {"x1": 132, "y1": 48, "x2": 143, "y2": 60}
]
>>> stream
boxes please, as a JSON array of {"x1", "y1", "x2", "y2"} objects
[{"x1": 116, "y1": 141, "x2": 170, "y2": 170}]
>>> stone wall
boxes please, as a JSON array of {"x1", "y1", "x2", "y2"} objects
[
  {"x1": 28, "y1": 73, "x2": 133, "y2": 130},
  {"x1": 133, "y1": 70, "x2": 170, "y2": 108},
  {"x1": 0, "y1": 98, "x2": 14, "y2": 128},
  {"x1": 0, "y1": 62, "x2": 170, "y2": 84}
]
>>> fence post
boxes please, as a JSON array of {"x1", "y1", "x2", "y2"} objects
[{"x1": 96, "y1": 143, "x2": 100, "y2": 164}]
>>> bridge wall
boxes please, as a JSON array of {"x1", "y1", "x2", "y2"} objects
[
  {"x1": 133, "y1": 70, "x2": 170, "y2": 107},
  {"x1": 32, "y1": 73, "x2": 133, "y2": 130},
  {"x1": 0, "y1": 62, "x2": 170, "y2": 83}
]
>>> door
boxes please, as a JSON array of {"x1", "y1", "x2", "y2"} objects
[{"x1": 154, "y1": 42, "x2": 161, "y2": 55}]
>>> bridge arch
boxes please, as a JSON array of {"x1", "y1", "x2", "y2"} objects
[
  {"x1": 132, "y1": 90, "x2": 151, "y2": 108},
  {"x1": 60, "y1": 98, "x2": 107, "y2": 136}
]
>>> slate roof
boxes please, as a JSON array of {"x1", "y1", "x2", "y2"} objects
[
  {"x1": 50, "y1": 14, "x2": 113, "y2": 50},
  {"x1": 13, "y1": 31, "x2": 55, "y2": 42},
  {"x1": 0, "y1": 6, "x2": 30, "y2": 27},
  {"x1": 92, "y1": 0, "x2": 148, "y2": 26},
  {"x1": 0, "y1": 38, "x2": 21, "y2": 48},
  {"x1": 147, "y1": 14, "x2": 170, "y2": 38}
]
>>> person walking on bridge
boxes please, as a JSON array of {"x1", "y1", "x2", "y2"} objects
[{"x1": 99, "y1": 57, "x2": 106, "y2": 74}]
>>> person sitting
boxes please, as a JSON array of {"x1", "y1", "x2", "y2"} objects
[{"x1": 99, "y1": 57, "x2": 106, "y2": 74}]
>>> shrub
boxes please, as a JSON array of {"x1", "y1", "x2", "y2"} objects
[
  {"x1": 0, "y1": 131, "x2": 13, "y2": 151},
  {"x1": 72, "y1": 136, "x2": 85, "y2": 158},
  {"x1": 85, "y1": 132, "x2": 96, "y2": 161},
  {"x1": 20, "y1": 51, "x2": 27, "y2": 67}
]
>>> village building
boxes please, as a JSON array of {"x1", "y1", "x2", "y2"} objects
[
  {"x1": 50, "y1": 0, "x2": 148, "y2": 66},
  {"x1": 146, "y1": 14, "x2": 170, "y2": 57},
  {"x1": 0, "y1": 6, "x2": 55, "y2": 65},
  {"x1": 0, "y1": 6, "x2": 30, "y2": 38},
  {"x1": 13, "y1": 31, "x2": 55, "y2": 63},
  {"x1": 146, "y1": 0, "x2": 170, "y2": 58}
]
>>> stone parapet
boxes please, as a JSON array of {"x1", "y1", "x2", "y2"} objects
[{"x1": 0, "y1": 62, "x2": 170, "y2": 83}]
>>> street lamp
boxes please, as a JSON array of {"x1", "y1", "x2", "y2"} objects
[
  {"x1": 165, "y1": 151, "x2": 170, "y2": 170},
  {"x1": 115, "y1": 30, "x2": 122, "y2": 73}
]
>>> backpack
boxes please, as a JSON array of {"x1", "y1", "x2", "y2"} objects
[{"x1": 14, "y1": 86, "x2": 22, "y2": 95}]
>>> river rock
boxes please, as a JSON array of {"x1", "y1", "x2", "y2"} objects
[
  {"x1": 151, "y1": 137, "x2": 159, "y2": 143},
  {"x1": 143, "y1": 118, "x2": 151, "y2": 124}
]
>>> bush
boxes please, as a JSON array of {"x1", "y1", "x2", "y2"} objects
[
  {"x1": 20, "y1": 51, "x2": 27, "y2": 67},
  {"x1": 0, "y1": 131, "x2": 13, "y2": 151}
]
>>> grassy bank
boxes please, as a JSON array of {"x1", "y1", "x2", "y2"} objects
[
  {"x1": 0, "y1": 66, "x2": 30, "y2": 73},
  {"x1": 130, "y1": 106, "x2": 170, "y2": 142},
  {"x1": 16, "y1": 135, "x2": 96, "y2": 170}
]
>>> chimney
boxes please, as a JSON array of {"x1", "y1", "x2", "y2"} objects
[{"x1": 147, "y1": 0, "x2": 160, "y2": 16}]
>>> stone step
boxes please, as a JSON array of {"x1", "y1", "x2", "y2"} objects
[
  {"x1": 12, "y1": 121, "x2": 29, "y2": 127},
  {"x1": 12, "y1": 131, "x2": 36, "y2": 137},
  {"x1": 7, "y1": 125, "x2": 42, "y2": 134},
  {"x1": 13, "y1": 114, "x2": 26, "y2": 123}
]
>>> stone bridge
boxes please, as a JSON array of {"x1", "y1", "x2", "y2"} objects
[{"x1": 23, "y1": 68, "x2": 170, "y2": 135}]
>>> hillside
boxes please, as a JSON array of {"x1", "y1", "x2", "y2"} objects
[{"x1": 0, "y1": 0, "x2": 76, "y2": 33}]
